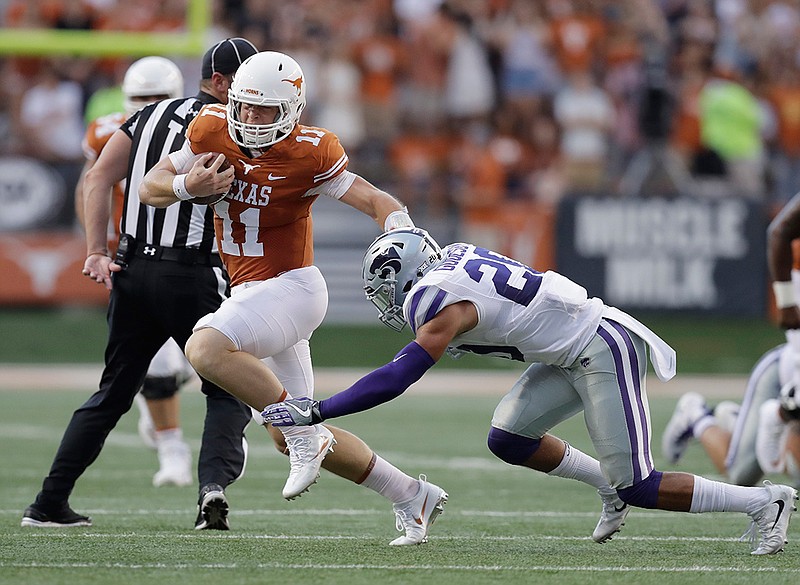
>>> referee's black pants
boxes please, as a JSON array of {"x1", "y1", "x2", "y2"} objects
[{"x1": 34, "y1": 252, "x2": 252, "y2": 509}]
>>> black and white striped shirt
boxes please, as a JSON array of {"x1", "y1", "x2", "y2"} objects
[{"x1": 120, "y1": 93, "x2": 217, "y2": 252}]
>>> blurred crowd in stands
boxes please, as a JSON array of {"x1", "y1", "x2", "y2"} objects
[{"x1": 3, "y1": 0, "x2": 800, "y2": 227}]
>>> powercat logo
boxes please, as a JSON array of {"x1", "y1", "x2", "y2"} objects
[{"x1": 368, "y1": 246, "x2": 402, "y2": 279}]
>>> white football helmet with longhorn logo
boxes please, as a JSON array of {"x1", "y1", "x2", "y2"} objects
[{"x1": 227, "y1": 51, "x2": 306, "y2": 149}]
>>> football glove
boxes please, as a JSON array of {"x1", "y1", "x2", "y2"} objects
[{"x1": 262, "y1": 397, "x2": 322, "y2": 427}]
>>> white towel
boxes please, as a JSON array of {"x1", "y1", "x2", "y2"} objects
[{"x1": 602, "y1": 306, "x2": 677, "y2": 382}]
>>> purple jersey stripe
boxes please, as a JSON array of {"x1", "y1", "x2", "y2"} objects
[
  {"x1": 407, "y1": 286, "x2": 428, "y2": 334},
  {"x1": 607, "y1": 319, "x2": 652, "y2": 474},
  {"x1": 597, "y1": 322, "x2": 644, "y2": 483},
  {"x1": 423, "y1": 288, "x2": 447, "y2": 325}
]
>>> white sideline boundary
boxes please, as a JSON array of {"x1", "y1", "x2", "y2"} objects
[
  {"x1": 0, "y1": 364, "x2": 746, "y2": 398},
  {"x1": 4, "y1": 561, "x2": 798, "y2": 574}
]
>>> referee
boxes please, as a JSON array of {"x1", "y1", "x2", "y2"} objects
[{"x1": 22, "y1": 38, "x2": 259, "y2": 531}]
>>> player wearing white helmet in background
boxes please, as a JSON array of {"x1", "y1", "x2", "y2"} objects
[{"x1": 24, "y1": 38, "x2": 261, "y2": 532}]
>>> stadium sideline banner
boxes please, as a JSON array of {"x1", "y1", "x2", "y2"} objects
[
  {"x1": 0, "y1": 232, "x2": 109, "y2": 306},
  {"x1": 555, "y1": 197, "x2": 768, "y2": 316}
]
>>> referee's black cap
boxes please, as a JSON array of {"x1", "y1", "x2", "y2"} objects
[{"x1": 201, "y1": 38, "x2": 258, "y2": 79}]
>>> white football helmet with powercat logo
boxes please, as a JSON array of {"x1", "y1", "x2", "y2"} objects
[
  {"x1": 227, "y1": 51, "x2": 306, "y2": 149},
  {"x1": 362, "y1": 228, "x2": 442, "y2": 331},
  {"x1": 122, "y1": 56, "x2": 183, "y2": 116}
]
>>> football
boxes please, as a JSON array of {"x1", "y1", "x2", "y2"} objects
[{"x1": 189, "y1": 152, "x2": 232, "y2": 206}]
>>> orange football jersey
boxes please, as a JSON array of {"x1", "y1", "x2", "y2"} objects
[
  {"x1": 185, "y1": 103, "x2": 349, "y2": 286},
  {"x1": 83, "y1": 111, "x2": 127, "y2": 245}
]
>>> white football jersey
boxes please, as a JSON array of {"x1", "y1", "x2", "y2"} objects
[{"x1": 403, "y1": 243, "x2": 605, "y2": 367}]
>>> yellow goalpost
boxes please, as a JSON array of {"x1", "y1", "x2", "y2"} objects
[{"x1": 0, "y1": 0, "x2": 209, "y2": 57}]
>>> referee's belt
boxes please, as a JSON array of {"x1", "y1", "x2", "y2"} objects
[{"x1": 134, "y1": 243, "x2": 222, "y2": 267}]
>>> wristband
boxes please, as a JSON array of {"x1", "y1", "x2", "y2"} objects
[
  {"x1": 384, "y1": 209, "x2": 415, "y2": 231},
  {"x1": 773, "y1": 281, "x2": 796, "y2": 309},
  {"x1": 172, "y1": 174, "x2": 195, "y2": 201}
]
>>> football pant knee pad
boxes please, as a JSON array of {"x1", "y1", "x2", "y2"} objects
[
  {"x1": 616, "y1": 470, "x2": 663, "y2": 509},
  {"x1": 140, "y1": 375, "x2": 181, "y2": 400},
  {"x1": 487, "y1": 427, "x2": 541, "y2": 466}
]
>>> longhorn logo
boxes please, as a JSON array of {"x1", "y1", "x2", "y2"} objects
[
  {"x1": 0, "y1": 236, "x2": 85, "y2": 297},
  {"x1": 282, "y1": 76, "x2": 303, "y2": 95},
  {"x1": 240, "y1": 160, "x2": 260, "y2": 175}
]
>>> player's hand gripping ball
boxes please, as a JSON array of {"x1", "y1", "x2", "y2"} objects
[{"x1": 188, "y1": 152, "x2": 233, "y2": 206}]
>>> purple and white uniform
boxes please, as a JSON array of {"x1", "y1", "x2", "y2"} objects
[{"x1": 404, "y1": 243, "x2": 676, "y2": 490}]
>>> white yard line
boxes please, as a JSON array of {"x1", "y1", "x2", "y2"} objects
[
  {"x1": 3, "y1": 559, "x2": 798, "y2": 574},
  {"x1": 0, "y1": 364, "x2": 747, "y2": 398}
]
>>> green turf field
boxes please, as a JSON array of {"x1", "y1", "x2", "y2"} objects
[
  {"x1": 0, "y1": 308, "x2": 787, "y2": 374},
  {"x1": 2, "y1": 386, "x2": 798, "y2": 585}
]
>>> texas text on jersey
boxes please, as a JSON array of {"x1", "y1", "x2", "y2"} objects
[{"x1": 182, "y1": 103, "x2": 349, "y2": 286}]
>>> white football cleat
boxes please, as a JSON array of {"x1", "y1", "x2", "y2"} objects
[
  {"x1": 282, "y1": 425, "x2": 336, "y2": 500},
  {"x1": 592, "y1": 490, "x2": 630, "y2": 543},
  {"x1": 153, "y1": 438, "x2": 192, "y2": 487},
  {"x1": 662, "y1": 392, "x2": 707, "y2": 464},
  {"x1": 389, "y1": 475, "x2": 448, "y2": 546},
  {"x1": 742, "y1": 481, "x2": 797, "y2": 555}
]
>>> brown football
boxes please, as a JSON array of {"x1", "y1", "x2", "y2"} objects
[{"x1": 190, "y1": 152, "x2": 232, "y2": 206}]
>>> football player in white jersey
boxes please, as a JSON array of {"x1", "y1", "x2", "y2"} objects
[
  {"x1": 263, "y1": 228, "x2": 798, "y2": 555},
  {"x1": 663, "y1": 343, "x2": 800, "y2": 488},
  {"x1": 677, "y1": 194, "x2": 800, "y2": 492}
]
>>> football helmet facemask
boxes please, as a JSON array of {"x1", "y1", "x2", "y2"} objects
[
  {"x1": 122, "y1": 56, "x2": 183, "y2": 116},
  {"x1": 362, "y1": 228, "x2": 442, "y2": 332},
  {"x1": 227, "y1": 51, "x2": 306, "y2": 149}
]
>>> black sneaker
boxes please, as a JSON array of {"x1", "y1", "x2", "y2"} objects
[
  {"x1": 21, "y1": 504, "x2": 92, "y2": 528},
  {"x1": 194, "y1": 484, "x2": 229, "y2": 530}
]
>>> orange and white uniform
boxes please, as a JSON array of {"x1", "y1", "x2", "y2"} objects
[
  {"x1": 177, "y1": 103, "x2": 352, "y2": 287},
  {"x1": 82, "y1": 111, "x2": 127, "y2": 249},
  {"x1": 169, "y1": 105, "x2": 357, "y2": 390}
]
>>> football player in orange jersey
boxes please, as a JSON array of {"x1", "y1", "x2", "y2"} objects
[
  {"x1": 75, "y1": 56, "x2": 195, "y2": 488},
  {"x1": 140, "y1": 51, "x2": 448, "y2": 545}
]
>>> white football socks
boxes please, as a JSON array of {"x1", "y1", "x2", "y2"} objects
[
  {"x1": 689, "y1": 475, "x2": 769, "y2": 514},
  {"x1": 358, "y1": 455, "x2": 419, "y2": 503},
  {"x1": 548, "y1": 442, "x2": 610, "y2": 491}
]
